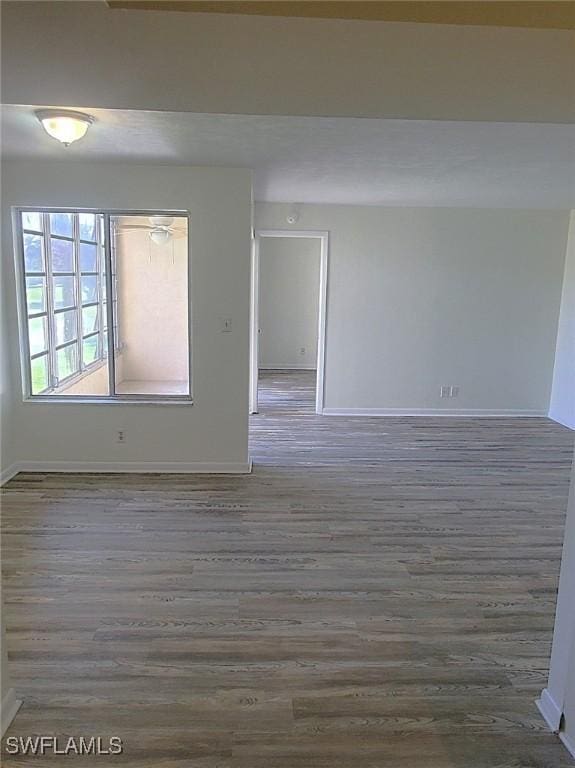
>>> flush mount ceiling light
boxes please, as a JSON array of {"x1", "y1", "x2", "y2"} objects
[{"x1": 35, "y1": 109, "x2": 94, "y2": 146}]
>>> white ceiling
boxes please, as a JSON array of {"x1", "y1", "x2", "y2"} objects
[{"x1": 2, "y1": 105, "x2": 574, "y2": 208}]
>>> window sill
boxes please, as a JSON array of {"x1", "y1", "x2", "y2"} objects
[{"x1": 23, "y1": 395, "x2": 194, "y2": 406}]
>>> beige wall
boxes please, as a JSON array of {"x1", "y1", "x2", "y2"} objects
[
  {"x1": 116, "y1": 219, "x2": 189, "y2": 384},
  {"x1": 58, "y1": 363, "x2": 109, "y2": 396}
]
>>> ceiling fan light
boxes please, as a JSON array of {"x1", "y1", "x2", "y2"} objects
[
  {"x1": 150, "y1": 229, "x2": 171, "y2": 246},
  {"x1": 36, "y1": 109, "x2": 94, "y2": 146}
]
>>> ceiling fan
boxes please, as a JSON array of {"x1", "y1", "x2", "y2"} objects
[{"x1": 115, "y1": 216, "x2": 187, "y2": 245}]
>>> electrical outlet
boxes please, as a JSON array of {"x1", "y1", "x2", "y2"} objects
[
  {"x1": 117, "y1": 430, "x2": 127, "y2": 444},
  {"x1": 440, "y1": 385, "x2": 459, "y2": 398}
]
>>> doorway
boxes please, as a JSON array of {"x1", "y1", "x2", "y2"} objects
[{"x1": 250, "y1": 230, "x2": 328, "y2": 414}]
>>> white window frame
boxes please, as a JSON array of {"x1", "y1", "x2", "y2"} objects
[{"x1": 13, "y1": 207, "x2": 193, "y2": 405}]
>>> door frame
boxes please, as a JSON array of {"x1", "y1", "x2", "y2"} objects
[{"x1": 250, "y1": 229, "x2": 329, "y2": 415}]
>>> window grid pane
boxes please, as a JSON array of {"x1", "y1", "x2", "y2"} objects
[
  {"x1": 52, "y1": 275, "x2": 76, "y2": 310},
  {"x1": 82, "y1": 305, "x2": 99, "y2": 335},
  {"x1": 57, "y1": 342, "x2": 79, "y2": 381},
  {"x1": 83, "y1": 335, "x2": 99, "y2": 366},
  {"x1": 80, "y1": 242, "x2": 98, "y2": 272},
  {"x1": 30, "y1": 354, "x2": 49, "y2": 395},
  {"x1": 25, "y1": 276, "x2": 46, "y2": 314},
  {"x1": 49, "y1": 212, "x2": 74, "y2": 238},
  {"x1": 28, "y1": 316, "x2": 48, "y2": 356},
  {"x1": 55, "y1": 309, "x2": 78, "y2": 346},
  {"x1": 23, "y1": 233, "x2": 44, "y2": 273},
  {"x1": 22, "y1": 211, "x2": 42, "y2": 232},
  {"x1": 50, "y1": 237, "x2": 74, "y2": 272},
  {"x1": 81, "y1": 275, "x2": 98, "y2": 305},
  {"x1": 79, "y1": 213, "x2": 97, "y2": 242}
]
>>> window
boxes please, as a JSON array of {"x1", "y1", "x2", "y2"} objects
[{"x1": 16, "y1": 209, "x2": 191, "y2": 401}]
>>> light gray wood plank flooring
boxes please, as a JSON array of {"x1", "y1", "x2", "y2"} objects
[{"x1": 1, "y1": 370, "x2": 574, "y2": 766}]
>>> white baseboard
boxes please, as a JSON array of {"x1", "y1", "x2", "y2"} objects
[
  {"x1": 5, "y1": 460, "x2": 253, "y2": 476},
  {"x1": 322, "y1": 407, "x2": 548, "y2": 418},
  {"x1": 548, "y1": 412, "x2": 575, "y2": 430},
  {"x1": 537, "y1": 688, "x2": 563, "y2": 732},
  {"x1": 0, "y1": 464, "x2": 20, "y2": 486},
  {"x1": 559, "y1": 731, "x2": 575, "y2": 760},
  {"x1": 1, "y1": 688, "x2": 22, "y2": 737},
  {"x1": 260, "y1": 365, "x2": 317, "y2": 371},
  {"x1": 537, "y1": 689, "x2": 575, "y2": 761}
]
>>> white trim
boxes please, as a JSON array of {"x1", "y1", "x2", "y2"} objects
[
  {"x1": 252, "y1": 229, "x2": 329, "y2": 415},
  {"x1": 316, "y1": 232, "x2": 329, "y2": 415},
  {"x1": 559, "y1": 731, "x2": 575, "y2": 761},
  {"x1": 538, "y1": 691, "x2": 575, "y2": 762},
  {"x1": 537, "y1": 688, "x2": 563, "y2": 732},
  {"x1": 548, "y1": 413, "x2": 575, "y2": 430},
  {"x1": 23, "y1": 395, "x2": 194, "y2": 406},
  {"x1": 259, "y1": 365, "x2": 317, "y2": 371},
  {"x1": 249, "y1": 234, "x2": 260, "y2": 414},
  {"x1": 4, "y1": 460, "x2": 252, "y2": 475},
  {"x1": 1, "y1": 688, "x2": 22, "y2": 737},
  {"x1": 322, "y1": 407, "x2": 548, "y2": 417},
  {"x1": 0, "y1": 464, "x2": 20, "y2": 486}
]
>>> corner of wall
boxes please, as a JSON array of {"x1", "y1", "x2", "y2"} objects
[{"x1": 549, "y1": 210, "x2": 575, "y2": 430}]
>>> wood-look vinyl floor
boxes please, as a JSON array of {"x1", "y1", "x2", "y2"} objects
[{"x1": 1, "y1": 370, "x2": 574, "y2": 766}]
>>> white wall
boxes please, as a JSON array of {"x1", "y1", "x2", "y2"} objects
[
  {"x1": 1, "y1": 2, "x2": 574, "y2": 123},
  {"x1": 259, "y1": 237, "x2": 320, "y2": 370},
  {"x1": 1, "y1": 238, "x2": 19, "y2": 729},
  {"x1": 550, "y1": 211, "x2": 575, "y2": 430},
  {"x1": 564, "y1": 630, "x2": 575, "y2": 758},
  {"x1": 1, "y1": 607, "x2": 10, "y2": 729},
  {"x1": 539, "y1": 459, "x2": 575, "y2": 758},
  {"x1": 1, "y1": 598, "x2": 21, "y2": 736},
  {"x1": 256, "y1": 203, "x2": 569, "y2": 414},
  {"x1": 0, "y1": 260, "x2": 15, "y2": 481},
  {"x1": 1, "y1": 160, "x2": 252, "y2": 471}
]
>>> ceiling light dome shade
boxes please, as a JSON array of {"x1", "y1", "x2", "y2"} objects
[
  {"x1": 150, "y1": 228, "x2": 171, "y2": 246},
  {"x1": 36, "y1": 109, "x2": 94, "y2": 146}
]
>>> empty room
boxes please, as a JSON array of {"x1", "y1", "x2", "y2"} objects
[{"x1": 1, "y1": 2, "x2": 575, "y2": 767}]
